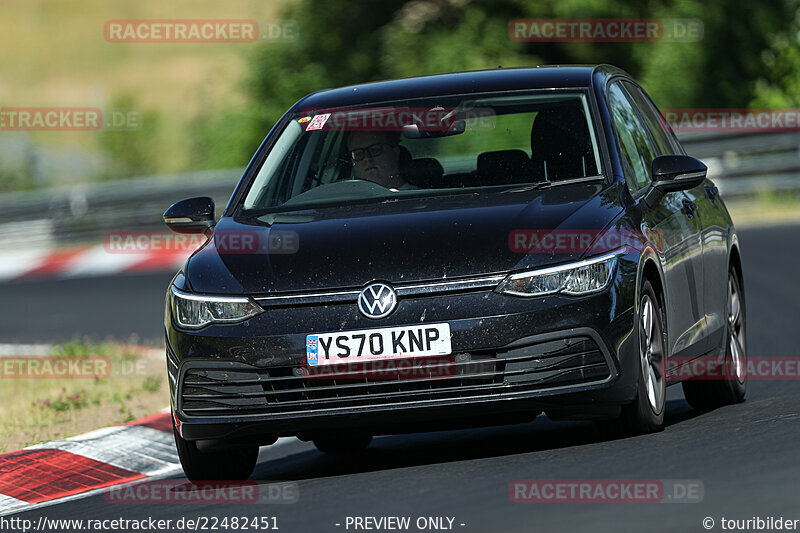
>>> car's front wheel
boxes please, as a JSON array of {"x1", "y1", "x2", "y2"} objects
[
  {"x1": 682, "y1": 267, "x2": 747, "y2": 408},
  {"x1": 173, "y1": 417, "x2": 259, "y2": 481},
  {"x1": 618, "y1": 280, "x2": 667, "y2": 434}
]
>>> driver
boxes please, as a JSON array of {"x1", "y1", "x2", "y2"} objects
[{"x1": 346, "y1": 131, "x2": 414, "y2": 190}]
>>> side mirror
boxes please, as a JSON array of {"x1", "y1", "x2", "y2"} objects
[
  {"x1": 642, "y1": 155, "x2": 707, "y2": 208},
  {"x1": 163, "y1": 197, "x2": 215, "y2": 234}
]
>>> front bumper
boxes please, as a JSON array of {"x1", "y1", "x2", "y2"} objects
[{"x1": 167, "y1": 267, "x2": 639, "y2": 442}]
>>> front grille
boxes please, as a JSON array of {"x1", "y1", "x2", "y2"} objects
[
  {"x1": 179, "y1": 335, "x2": 611, "y2": 418},
  {"x1": 252, "y1": 274, "x2": 506, "y2": 309}
]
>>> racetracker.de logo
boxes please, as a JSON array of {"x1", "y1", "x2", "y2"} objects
[
  {"x1": 509, "y1": 229, "x2": 664, "y2": 254},
  {"x1": 104, "y1": 230, "x2": 299, "y2": 255},
  {"x1": 299, "y1": 357, "x2": 489, "y2": 381},
  {"x1": 509, "y1": 18, "x2": 703, "y2": 42},
  {"x1": 1, "y1": 356, "x2": 111, "y2": 379},
  {"x1": 509, "y1": 479, "x2": 703, "y2": 503},
  {"x1": 667, "y1": 357, "x2": 800, "y2": 381},
  {"x1": 103, "y1": 480, "x2": 298, "y2": 504},
  {"x1": 0, "y1": 108, "x2": 141, "y2": 131},
  {"x1": 104, "y1": 20, "x2": 298, "y2": 43},
  {"x1": 663, "y1": 109, "x2": 800, "y2": 132},
  {"x1": 298, "y1": 107, "x2": 466, "y2": 132}
]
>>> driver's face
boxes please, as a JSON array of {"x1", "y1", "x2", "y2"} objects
[{"x1": 348, "y1": 132, "x2": 400, "y2": 186}]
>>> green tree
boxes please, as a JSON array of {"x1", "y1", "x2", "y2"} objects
[
  {"x1": 226, "y1": 0, "x2": 792, "y2": 163},
  {"x1": 752, "y1": 3, "x2": 800, "y2": 107}
]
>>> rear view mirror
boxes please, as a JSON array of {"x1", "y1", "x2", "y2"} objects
[
  {"x1": 643, "y1": 155, "x2": 707, "y2": 207},
  {"x1": 163, "y1": 196, "x2": 215, "y2": 234},
  {"x1": 400, "y1": 121, "x2": 465, "y2": 139}
]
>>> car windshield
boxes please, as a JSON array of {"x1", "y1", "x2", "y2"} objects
[{"x1": 239, "y1": 90, "x2": 603, "y2": 214}]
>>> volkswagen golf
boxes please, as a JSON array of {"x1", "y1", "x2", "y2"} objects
[{"x1": 163, "y1": 65, "x2": 746, "y2": 480}]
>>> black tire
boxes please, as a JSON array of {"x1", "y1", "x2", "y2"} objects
[
  {"x1": 682, "y1": 267, "x2": 747, "y2": 409},
  {"x1": 173, "y1": 417, "x2": 258, "y2": 481},
  {"x1": 619, "y1": 280, "x2": 667, "y2": 435},
  {"x1": 313, "y1": 433, "x2": 372, "y2": 454}
]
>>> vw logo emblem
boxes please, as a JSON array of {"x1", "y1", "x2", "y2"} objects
[{"x1": 358, "y1": 282, "x2": 397, "y2": 319}]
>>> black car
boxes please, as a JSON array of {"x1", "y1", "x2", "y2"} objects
[{"x1": 163, "y1": 65, "x2": 746, "y2": 481}]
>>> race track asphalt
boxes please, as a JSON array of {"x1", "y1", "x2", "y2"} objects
[{"x1": 4, "y1": 223, "x2": 800, "y2": 532}]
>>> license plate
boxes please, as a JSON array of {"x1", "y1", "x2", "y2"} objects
[{"x1": 306, "y1": 323, "x2": 452, "y2": 366}]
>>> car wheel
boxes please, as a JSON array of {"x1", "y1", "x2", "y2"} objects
[
  {"x1": 313, "y1": 433, "x2": 372, "y2": 454},
  {"x1": 682, "y1": 267, "x2": 747, "y2": 408},
  {"x1": 619, "y1": 280, "x2": 667, "y2": 434},
  {"x1": 172, "y1": 416, "x2": 258, "y2": 481}
]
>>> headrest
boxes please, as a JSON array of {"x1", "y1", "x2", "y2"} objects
[
  {"x1": 477, "y1": 149, "x2": 531, "y2": 185},
  {"x1": 402, "y1": 157, "x2": 444, "y2": 188},
  {"x1": 530, "y1": 107, "x2": 596, "y2": 181}
]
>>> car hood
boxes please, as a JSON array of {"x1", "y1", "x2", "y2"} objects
[{"x1": 184, "y1": 182, "x2": 625, "y2": 294}]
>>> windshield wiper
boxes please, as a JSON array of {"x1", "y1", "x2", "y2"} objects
[
  {"x1": 501, "y1": 181, "x2": 552, "y2": 193},
  {"x1": 502, "y1": 175, "x2": 605, "y2": 193}
]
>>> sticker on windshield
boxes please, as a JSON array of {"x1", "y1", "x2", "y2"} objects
[
  {"x1": 305, "y1": 113, "x2": 330, "y2": 131},
  {"x1": 297, "y1": 116, "x2": 312, "y2": 124}
]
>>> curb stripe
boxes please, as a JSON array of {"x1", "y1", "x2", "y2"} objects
[
  {"x1": 0, "y1": 410, "x2": 302, "y2": 515},
  {"x1": 20, "y1": 247, "x2": 90, "y2": 278},
  {"x1": 27, "y1": 424, "x2": 181, "y2": 477},
  {"x1": 125, "y1": 411, "x2": 173, "y2": 433},
  {"x1": 61, "y1": 245, "x2": 148, "y2": 278},
  {"x1": 0, "y1": 449, "x2": 145, "y2": 503},
  {"x1": 0, "y1": 412, "x2": 182, "y2": 514},
  {"x1": 0, "y1": 248, "x2": 191, "y2": 282},
  {"x1": 121, "y1": 249, "x2": 191, "y2": 273}
]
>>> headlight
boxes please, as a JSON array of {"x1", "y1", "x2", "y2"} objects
[
  {"x1": 169, "y1": 286, "x2": 263, "y2": 329},
  {"x1": 496, "y1": 253, "x2": 618, "y2": 297}
]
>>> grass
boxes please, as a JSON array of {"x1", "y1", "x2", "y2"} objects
[
  {"x1": 726, "y1": 190, "x2": 800, "y2": 227},
  {"x1": 1, "y1": 0, "x2": 290, "y2": 107},
  {"x1": 0, "y1": 0, "x2": 291, "y2": 178},
  {"x1": 0, "y1": 340, "x2": 167, "y2": 452}
]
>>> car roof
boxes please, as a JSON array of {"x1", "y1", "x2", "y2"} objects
[{"x1": 293, "y1": 65, "x2": 631, "y2": 110}]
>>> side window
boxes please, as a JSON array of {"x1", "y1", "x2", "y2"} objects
[
  {"x1": 607, "y1": 81, "x2": 656, "y2": 192},
  {"x1": 621, "y1": 81, "x2": 676, "y2": 155}
]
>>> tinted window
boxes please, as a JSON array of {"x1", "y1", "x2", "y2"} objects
[
  {"x1": 240, "y1": 91, "x2": 603, "y2": 213},
  {"x1": 607, "y1": 81, "x2": 656, "y2": 192},
  {"x1": 621, "y1": 81, "x2": 676, "y2": 155}
]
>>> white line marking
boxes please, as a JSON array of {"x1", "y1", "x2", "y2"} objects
[
  {"x1": 0, "y1": 249, "x2": 49, "y2": 280},
  {"x1": 61, "y1": 245, "x2": 148, "y2": 278},
  {"x1": 2, "y1": 419, "x2": 301, "y2": 517},
  {"x1": 0, "y1": 495, "x2": 27, "y2": 515},
  {"x1": 0, "y1": 344, "x2": 53, "y2": 356},
  {"x1": 26, "y1": 425, "x2": 180, "y2": 477}
]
